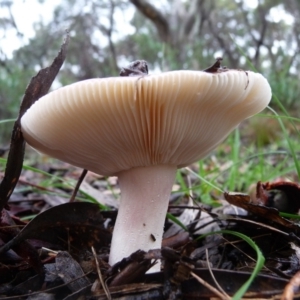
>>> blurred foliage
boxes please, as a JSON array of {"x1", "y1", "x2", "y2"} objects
[
  {"x1": 1, "y1": 0, "x2": 300, "y2": 144},
  {"x1": 0, "y1": 62, "x2": 33, "y2": 141}
]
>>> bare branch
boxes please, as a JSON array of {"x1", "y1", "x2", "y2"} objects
[
  {"x1": 206, "y1": 17, "x2": 238, "y2": 67},
  {"x1": 129, "y1": 0, "x2": 170, "y2": 42},
  {"x1": 107, "y1": 0, "x2": 118, "y2": 72},
  {"x1": 183, "y1": 0, "x2": 206, "y2": 37}
]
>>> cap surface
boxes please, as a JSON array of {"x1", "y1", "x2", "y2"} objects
[{"x1": 21, "y1": 70, "x2": 271, "y2": 175}]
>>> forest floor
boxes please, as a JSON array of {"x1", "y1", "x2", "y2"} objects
[{"x1": 1, "y1": 148, "x2": 300, "y2": 299}]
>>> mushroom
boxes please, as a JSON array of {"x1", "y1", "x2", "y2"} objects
[{"x1": 20, "y1": 65, "x2": 271, "y2": 272}]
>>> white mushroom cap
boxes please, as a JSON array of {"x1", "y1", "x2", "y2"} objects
[{"x1": 21, "y1": 70, "x2": 271, "y2": 176}]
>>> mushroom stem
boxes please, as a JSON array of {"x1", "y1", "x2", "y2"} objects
[{"x1": 109, "y1": 164, "x2": 177, "y2": 272}]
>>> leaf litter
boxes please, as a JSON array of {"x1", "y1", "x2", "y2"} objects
[{"x1": 0, "y1": 42, "x2": 300, "y2": 299}]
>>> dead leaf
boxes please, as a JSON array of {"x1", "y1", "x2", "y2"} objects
[
  {"x1": 224, "y1": 192, "x2": 299, "y2": 232},
  {"x1": 0, "y1": 202, "x2": 111, "y2": 255}
]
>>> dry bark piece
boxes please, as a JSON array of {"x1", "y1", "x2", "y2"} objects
[
  {"x1": 203, "y1": 57, "x2": 227, "y2": 73},
  {"x1": 21, "y1": 65, "x2": 272, "y2": 272},
  {"x1": 162, "y1": 231, "x2": 190, "y2": 249},
  {"x1": 109, "y1": 250, "x2": 154, "y2": 287},
  {"x1": 119, "y1": 60, "x2": 149, "y2": 76},
  {"x1": 56, "y1": 251, "x2": 90, "y2": 292}
]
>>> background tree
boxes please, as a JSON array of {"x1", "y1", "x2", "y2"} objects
[{"x1": 1, "y1": 0, "x2": 300, "y2": 143}]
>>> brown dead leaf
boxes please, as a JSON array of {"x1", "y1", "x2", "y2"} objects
[
  {"x1": 0, "y1": 202, "x2": 111, "y2": 255},
  {"x1": 224, "y1": 192, "x2": 299, "y2": 232}
]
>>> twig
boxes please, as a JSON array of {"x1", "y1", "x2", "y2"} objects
[
  {"x1": 107, "y1": 0, "x2": 118, "y2": 73},
  {"x1": 91, "y1": 246, "x2": 111, "y2": 300},
  {"x1": 69, "y1": 169, "x2": 87, "y2": 202},
  {"x1": 190, "y1": 271, "x2": 229, "y2": 300},
  {"x1": 129, "y1": 0, "x2": 169, "y2": 42},
  {"x1": 205, "y1": 248, "x2": 231, "y2": 299},
  {"x1": 225, "y1": 217, "x2": 290, "y2": 237}
]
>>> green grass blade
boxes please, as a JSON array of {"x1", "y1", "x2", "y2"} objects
[
  {"x1": 0, "y1": 158, "x2": 106, "y2": 208},
  {"x1": 197, "y1": 230, "x2": 265, "y2": 299},
  {"x1": 0, "y1": 119, "x2": 16, "y2": 124},
  {"x1": 166, "y1": 213, "x2": 188, "y2": 231},
  {"x1": 267, "y1": 106, "x2": 300, "y2": 179},
  {"x1": 186, "y1": 167, "x2": 223, "y2": 193},
  {"x1": 228, "y1": 129, "x2": 240, "y2": 190},
  {"x1": 279, "y1": 212, "x2": 300, "y2": 220}
]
